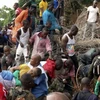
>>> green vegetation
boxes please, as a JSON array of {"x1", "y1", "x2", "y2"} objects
[
  {"x1": 0, "y1": 0, "x2": 98, "y2": 27},
  {"x1": 0, "y1": 6, "x2": 14, "y2": 27}
]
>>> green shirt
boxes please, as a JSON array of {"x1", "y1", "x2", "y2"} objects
[{"x1": 94, "y1": 80, "x2": 100, "y2": 96}]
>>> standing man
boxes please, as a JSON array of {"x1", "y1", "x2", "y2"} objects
[
  {"x1": 15, "y1": 20, "x2": 31, "y2": 65},
  {"x1": 39, "y1": 0, "x2": 48, "y2": 25},
  {"x1": 12, "y1": 6, "x2": 28, "y2": 43},
  {"x1": 42, "y1": 3, "x2": 61, "y2": 31},
  {"x1": 53, "y1": 0, "x2": 63, "y2": 20},
  {"x1": 39, "y1": 0, "x2": 48, "y2": 17},
  {"x1": 83, "y1": 0, "x2": 99, "y2": 40},
  {"x1": 13, "y1": 3, "x2": 22, "y2": 17},
  {"x1": 62, "y1": 25, "x2": 78, "y2": 74}
]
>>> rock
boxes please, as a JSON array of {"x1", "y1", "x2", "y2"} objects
[
  {"x1": 75, "y1": 39, "x2": 100, "y2": 53},
  {"x1": 75, "y1": 8, "x2": 100, "y2": 41}
]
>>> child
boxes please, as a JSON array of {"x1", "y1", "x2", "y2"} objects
[{"x1": 1, "y1": 46, "x2": 14, "y2": 70}]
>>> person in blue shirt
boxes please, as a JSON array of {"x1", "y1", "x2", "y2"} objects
[
  {"x1": 42, "y1": 2, "x2": 61, "y2": 31},
  {"x1": 30, "y1": 54, "x2": 48, "y2": 100},
  {"x1": 31, "y1": 73, "x2": 48, "y2": 99},
  {"x1": 53, "y1": 0, "x2": 62, "y2": 20},
  {"x1": 54, "y1": 0, "x2": 58, "y2": 9}
]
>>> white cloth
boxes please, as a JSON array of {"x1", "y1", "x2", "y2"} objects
[
  {"x1": 20, "y1": 27, "x2": 30, "y2": 46},
  {"x1": 15, "y1": 27, "x2": 30, "y2": 64},
  {"x1": 16, "y1": 44, "x2": 29, "y2": 57},
  {"x1": 87, "y1": 6, "x2": 99, "y2": 23},
  {"x1": 62, "y1": 33, "x2": 75, "y2": 56},
  {"x1": 7, "y1": 29, "x2": 12, "y2": 35},
  {"x1": 15, "y1": 44, "x2": 29, "y2": 64}
]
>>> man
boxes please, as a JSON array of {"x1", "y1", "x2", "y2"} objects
[
  {"x1": 49, "y1": 59, "x2": 77, "y2": 94},
  {"x1": 13, "y1": 3, "x2": 22, "y2": 17},
  {"x1": 53, "y1": 0, "x2": 63, "y2": 20},
  {"x1": 28, "y1": 54, "x2": 48, "y2": 99},
  {"x1": 39, "y1": 0, "x2": 48, "y2": 17},
  {"x1": 72, "y1": 77, "x2": 98, "y2": 100},
  {"x1": 12, "y1": 6, "x2": 28, "y2": 43},
  {"x1": 46, "y1": 92, "x2": 69, "y2": 100},
  {"x1": 83, "y1": 0, "x2": 99, "y2": 40},
  {"x1": 62, "y1": 25, "x2": 78, "y2": 74},
  {"x1": 10, "y1": 54, "x2": 48, "y2": 99},
  {"x1": 29, "y1": 27, "x2": 52, "y2": 60},
  {"x1": 39, "y1": 0, "x2": 48, "y2": 24},
  {"x1": 42, "y1": 2, "x2": 61, "y2": 31},
  {"x1": 29, "y1": 5, "x2": 37, "y2": 31},
  {"x1": 15, "y1": 20, "x2": 31, "y2": 65}
]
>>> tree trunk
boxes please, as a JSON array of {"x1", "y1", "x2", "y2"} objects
[{"x1": 64, "y1": 0, "x2": 72, "y2": 27}]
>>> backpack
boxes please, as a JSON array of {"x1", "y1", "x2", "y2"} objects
[
  {"x1": 72, "y1": 91, "x2": 92, "y2": 100},
  {"x1": 7, "y1": 87, "x2": 36, "y2": 100}
]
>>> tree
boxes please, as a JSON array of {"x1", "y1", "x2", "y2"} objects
[
  {"x1": 63, "y1": 0, "x2": 83, "y2": 27},
  {"x1": 0, "y1": 6, "x2": 14, "y2": 27},
  {"x1": 63, "y1": 0, "x2": 72, "y2": 27}
]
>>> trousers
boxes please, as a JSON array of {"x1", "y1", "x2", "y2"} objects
[
  {"x1": 83, "y1": 22, "x2": 96, "y2": 40},
  {"x1": 15, "y1": 44, "x2": 29, "y2": 65}
]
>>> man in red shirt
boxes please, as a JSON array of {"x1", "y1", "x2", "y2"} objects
[
  {"x1": 13, "y1": 3, "x2": 22, "y2": 17},
  {"x1": 43, "y1": 59, "x2": 63, "y2": 82}
]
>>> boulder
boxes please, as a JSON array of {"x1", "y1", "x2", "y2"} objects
[{"x1": 75, "y1": 8, "x2": 100, "y2": 41}]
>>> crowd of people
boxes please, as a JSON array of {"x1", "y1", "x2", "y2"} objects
[{"x1": 0, "y1": 0, "x2": 100, "y2": 100}]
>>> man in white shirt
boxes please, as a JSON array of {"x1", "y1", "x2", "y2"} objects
[{"x1": 83, "y1": 0, "x2": 99, "y2": 40}]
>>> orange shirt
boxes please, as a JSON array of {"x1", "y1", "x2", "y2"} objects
[{"x1": 12, "y1": 9, "x2": 28, "y2": 43}]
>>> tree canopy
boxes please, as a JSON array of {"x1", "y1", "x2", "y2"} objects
[
  {"x1": 0, "y1": 6, "x2": 14, "y2": 27},
  {"x1": 0, "y1": 0, "x2": 99, "y2": 27}
]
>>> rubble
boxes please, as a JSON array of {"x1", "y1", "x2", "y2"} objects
[
  {"x1": 75, "y1": 8, "x2": 100, "y2": 41},
  {"x1": 75, "y1": 8, "x2": 100, "y2": 52}
]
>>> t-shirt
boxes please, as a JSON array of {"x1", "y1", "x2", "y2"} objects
[
  {"x1": 39, "y1": 0, "x2": 48, "y2": 17},
  {"x1": 29, "y1": 32, "x2": 52, "y2": 59},
  {"x1": 43, "y1": 59, "x2": 56, "y2": 78},
  {"x1": 31, "y1": 74, "x2": 48, "y2": 98},
  {"x1": 15, "y1": 7, "x2": 22, "y2": 16},
  {"x1": 42, "y1": 10, "x2": 61, "y2": 30},
  {"x1": 94, "y1": 80, "x2": 100, "y2": 96},
  {"x1": 19, "y1": 64, "x2": 30, "y2": 77},
  {"x1": 7, "y1": 29, "x2": 12, "y2": 35},
  {"x1": 54, "y1": 0, "x2": 58, "y2": 9},
  {"x1": 87, "y1": 6, "x2": 99, "y2": 23},
  {"x1": 27, "y1": 62, "x2": 48, "y2": 98}
]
